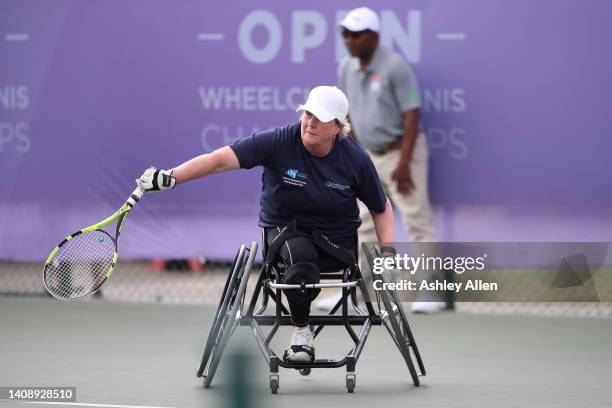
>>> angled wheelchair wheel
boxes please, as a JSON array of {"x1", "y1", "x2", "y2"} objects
[
  {"x1": 197, "y1": 245, "x2": 246, "y2": 378},
  {"x1": 197, "y1": 243, "x2": 257, "y2": 388},
  {"x1": 378, "y1": 274, "x2": 425, "y2": 386}
]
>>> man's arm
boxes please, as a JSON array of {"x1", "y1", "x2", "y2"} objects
[
  {"x1": 392, "y1": 109, "x2": 420, "y2": 195},
  {"x1": 172, "y1": 146, "x2": 240, "y2": 185}
]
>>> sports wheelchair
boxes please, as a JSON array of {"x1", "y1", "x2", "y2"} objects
[{"x1": 196, "y1": 231, "x2": 425, "y2": 394}]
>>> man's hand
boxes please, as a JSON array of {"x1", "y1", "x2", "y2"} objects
[
  {"x1": 136, "y1": 167, "x2": 176, "y2": 192},
  {"x1": 391, "y1": 163, "x2": 414, "y2": 196}
]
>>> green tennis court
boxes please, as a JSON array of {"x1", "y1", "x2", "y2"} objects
[{"x1": 1, "y1": 298, "x2": 610, "y2": 408}]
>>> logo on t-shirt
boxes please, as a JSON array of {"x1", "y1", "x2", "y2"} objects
[
  {"x1": 283, "y1": 168, "x2": 308, "y2": 187},
  {"x1": 325, "y1": 181, "x2": 351, "y2": 191},
  {"x1": 370, "y1": 74, "x2": 382, "y2": 92}
]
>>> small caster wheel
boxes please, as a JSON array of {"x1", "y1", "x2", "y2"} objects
[
  {"x1": 270, "y1": 374, "x2": 279, "y2": 394},
  {"x1": 346, "y1": 373, "x2": 356, "y2": 393},
  {"x1": 299, "y1": 368, "x2": 311, "y2": 376}
]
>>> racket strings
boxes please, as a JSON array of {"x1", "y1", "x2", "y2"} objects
[{"x1": 44, "y1": 230, "x2": 115, "y2": 299}]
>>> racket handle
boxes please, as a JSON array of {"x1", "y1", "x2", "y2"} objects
[{"x1": 126, "y1": 186, "x2": 145, "y2": 208}]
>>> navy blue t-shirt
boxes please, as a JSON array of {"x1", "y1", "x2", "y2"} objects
[{"x1": 230, "y1": 122, "x2": 387, "y2": 248}]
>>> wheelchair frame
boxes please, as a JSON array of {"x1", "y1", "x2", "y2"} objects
[{"x1": 197, "y1": 241, "x2": 426, "y2": 394}]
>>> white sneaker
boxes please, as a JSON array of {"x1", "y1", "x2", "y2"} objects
[
  {"x1": 283, "y1": 329, "x2": 315, "y2": 362},
  {"x1": 411, "y1": 301, "x2": 445, "y2": 314},
  {"x1": 313, "y1": 292, "x2": 342, "y2": 311}
]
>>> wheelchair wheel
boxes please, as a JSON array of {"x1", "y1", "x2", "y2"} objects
[
  {"x1": 346, "y1": 373, "x2": 356, "y2": 393},
  {"x1": 378, "y1": 275, "x2": 425, "y2": 386},
  {"x1": 270, "y1": 374, "x2": 279, "y2": 394},
  {"x1": 199, "y1": 243, "x2": 257, "y2": 388},
  {"x1": 197, "y1": 245, "x2": 246, "y2": 378},
  {"x1": 299, "y1": 368, "x2": 311, "y2": 376}
]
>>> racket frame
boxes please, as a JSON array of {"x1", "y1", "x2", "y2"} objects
[{"x1": 43, "y1": 187, "x2": 144, "y2": 299}]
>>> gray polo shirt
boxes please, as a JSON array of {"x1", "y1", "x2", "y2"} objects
[{"x1": 338, "y1": 46, "x2": 421, "y2": 151}]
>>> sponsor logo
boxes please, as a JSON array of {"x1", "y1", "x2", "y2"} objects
[
  {"x1": 285, "y1": 168, "x2": 307, "y2": 179},
  {"x1": 325, "y1": 181, "x2": 350, "y2": 191},
  {"x1": 283, "y1": 168, "x2": 308, "y2": 187}
]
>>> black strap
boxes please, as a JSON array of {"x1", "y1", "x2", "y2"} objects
[
  {"x1": 283, "y1": 345, "x2": 315, "y2": 362},
  {"x1": 311, "y1": 231, "x2": 356, "y2": 265},
  {"x1": 264, "y1": 220, "x2": 310, "y2": 264},
  {"x1": 265, "y1": 220, "x2": 355, "y2": 266}
]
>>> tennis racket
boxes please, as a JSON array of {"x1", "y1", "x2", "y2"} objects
[{"x1": 43, "y1": 186, "x2": 145, "y2": 300}]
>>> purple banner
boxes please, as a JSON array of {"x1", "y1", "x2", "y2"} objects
[{"x1": 1, "y1": 1, "x2": 612, "y2": 260}]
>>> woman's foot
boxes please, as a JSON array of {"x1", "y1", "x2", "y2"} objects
[{"x1": 284, "y1": 327, "x2": 315, "y2": 362}]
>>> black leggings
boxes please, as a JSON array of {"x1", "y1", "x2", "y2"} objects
[
  {"x1": 265, "y1": 228, "x2": 354, "y2": 327},
  {"x1": 265, "y1": 228, "x2": 318, "y2": 326}
]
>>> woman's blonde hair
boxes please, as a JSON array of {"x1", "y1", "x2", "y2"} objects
[{"x1": 335, "y1": 119, "x2": 351, "y2": 139}]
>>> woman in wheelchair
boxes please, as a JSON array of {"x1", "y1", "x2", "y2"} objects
[{"x1": 137, "y1": 85, "x2": 396, "y2": 363}]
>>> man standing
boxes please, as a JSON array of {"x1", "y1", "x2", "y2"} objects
[{"x1": 337, "y1": 7, "x2": 441, "y2": 313}]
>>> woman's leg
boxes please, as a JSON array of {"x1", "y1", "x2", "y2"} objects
[
  {"x1": 265, "y1": 228, "x2": 320, "y2": 362},
  {"x1": 265, "y1": 228, "x2": 319, "y2": 326}
]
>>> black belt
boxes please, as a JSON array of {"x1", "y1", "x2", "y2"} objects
[{"x1": 370, "y1": 138, "x2": 402, "y2": 156}]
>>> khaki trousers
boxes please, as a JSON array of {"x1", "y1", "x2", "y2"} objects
[{"x1": 358, "y1": 131, "x2": 436, "y2": 244}]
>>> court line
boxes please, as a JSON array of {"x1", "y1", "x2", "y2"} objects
[
  {"x1": 437, "y1": 33, "x2": 466, "y2": 40},
  {"x1": 1, "y1": 400, "x2": 176, "y2": 408}
]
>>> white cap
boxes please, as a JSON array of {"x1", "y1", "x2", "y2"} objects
[
  {"x1": 340, "y1": 7, "x2": 380, "y2": 33},
  {"x1": 297, "y1": 86, "x2": 349, "y2": 123}
]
